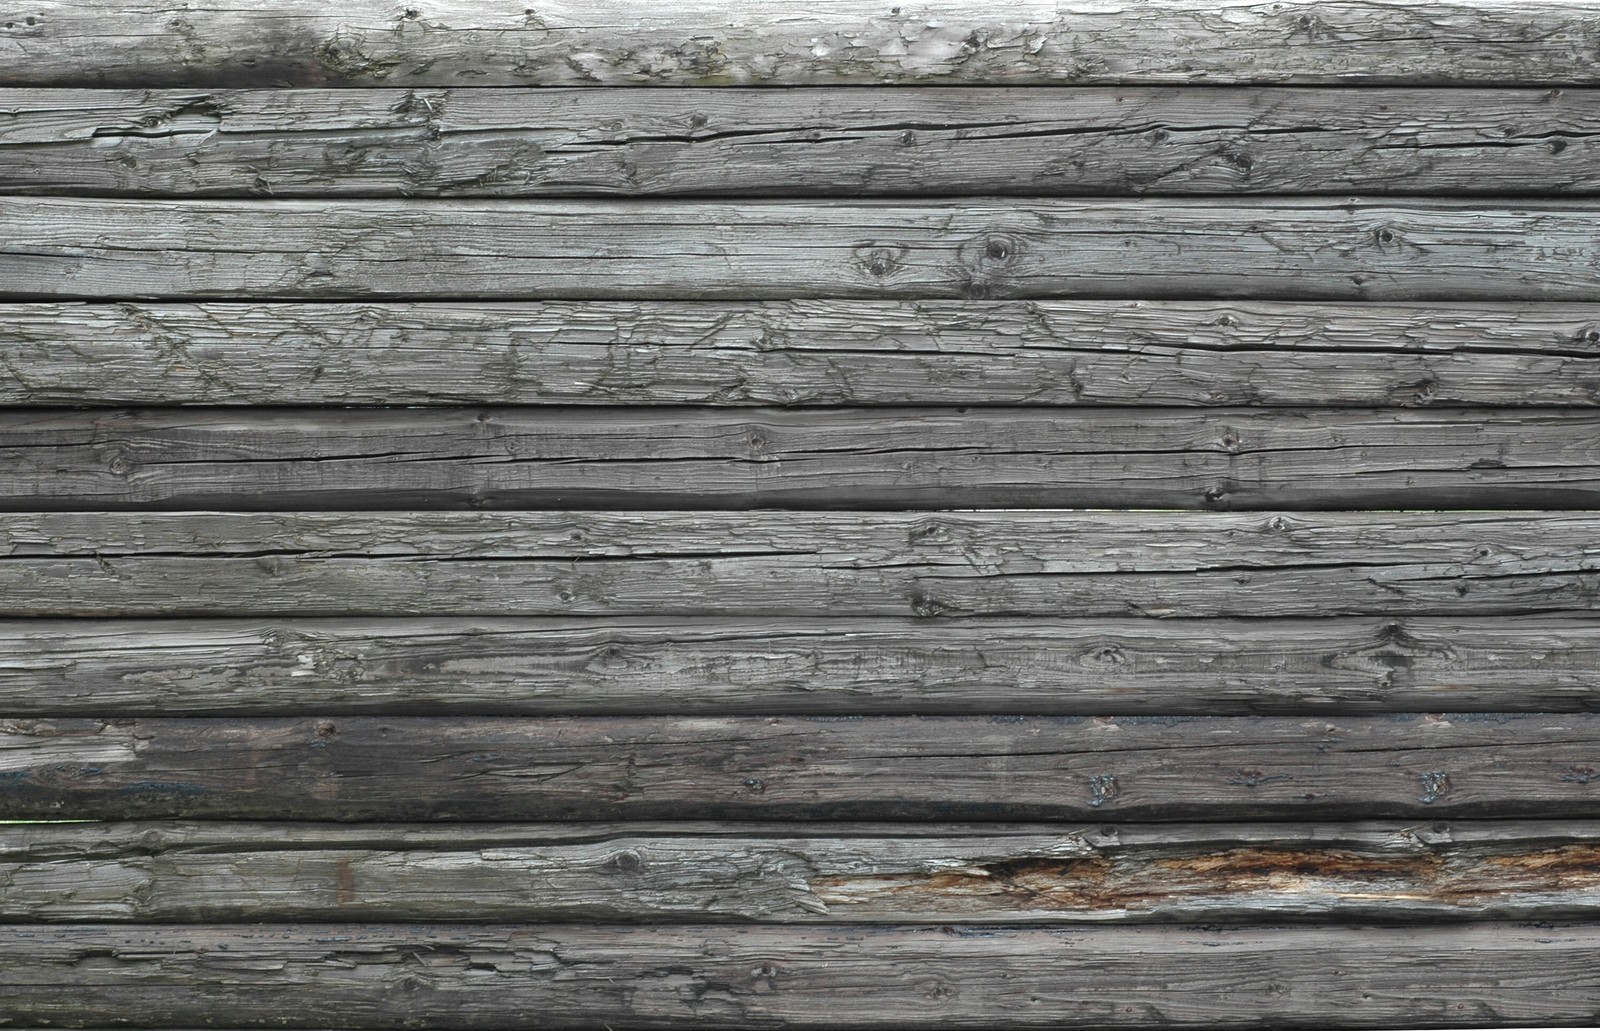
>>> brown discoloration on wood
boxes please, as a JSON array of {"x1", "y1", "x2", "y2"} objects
[
  {"x1": 333, "y1": 856, "x2": 355, "y2": 906},
  {"x1": 8, "y1": 197, "x2": 1600, "y2": 300}
]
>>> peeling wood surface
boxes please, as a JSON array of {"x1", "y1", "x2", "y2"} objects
[
  {"x1": 9, "y1": 1, "x2": 1600, "y2": 88},
  {"x1": 4, "y1": 615, "x2": 1600, "y2": 716},
  {"x1": 5, "y1": 87, "x2": 1600, "y2": 198},
  {"x1": 5, "y1": 405, "x2": 1600, "y2": 511},
  {"x1": 4, "y1": 922, "x2": 1600, "y2": 1028},
  {"x1": 4, "y1": 713, "x2": 1600, "y2": 821},
  {"x1": 8, "y1": 300, "x2": 1600, "y2": 408},
  {"x1": 10, "y1": 198, "x2": 1600, "y2": 301},
  {"x1": 6, "y1": 819, "x2": 1600, "y2": 923},
  {"x1": 3, "y1": 509, "x2": 1597, "y2": 619}
]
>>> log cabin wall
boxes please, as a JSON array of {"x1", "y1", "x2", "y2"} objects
[{"x1": 3, "y1": 2, "x2": 1600, "y2": 1027}]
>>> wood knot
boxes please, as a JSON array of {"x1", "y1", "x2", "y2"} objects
[{"x1": 851, "y1": 243, "x2": 906, "y2": 281}]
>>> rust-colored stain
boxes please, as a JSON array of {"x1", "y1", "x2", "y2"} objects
[
  {"x1": 807, "y1": 844, "x2": 1600, "y2": 912},
  {"x1": 334, "y1": 856, "x2": 355, "y2": 907}
]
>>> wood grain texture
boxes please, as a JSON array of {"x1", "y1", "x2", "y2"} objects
[
  {"x1": 4, "y1": 510, "x2": 1598, "y2": 619},
  {"x1": 6, "y1": 819, "x2": 1600, "y2": 923},
  {"x1": 9, "y1": 198, "x2": 1600, "y2": 301},
  {"x1": 5, "y1": 406, "x2": 1600, "y2": 511},
  {"x1": 8, "y1": 1, "x2": 1600, "y2": 88},
  {"x1": 4, "y1": 713, "x2": 1600, "y2": 821},
  {"x1": 3, "y1": 922, "x2": 1598, "y2": 1027},
  {"x1": 6, "y1": 615, "x2": 1600, "y2": 716},
  {"x1": 5, "y1": 87, "x2": 1600, "y2": 198},
  {"x1": 8, "y1": 301, "x2": 1600, "y2": 408}
]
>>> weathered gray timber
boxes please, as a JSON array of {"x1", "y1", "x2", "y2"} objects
[
  {"x1": 4, "y1": 713, "x2": 1600, "y2": 821},
  {"x1": 8, "y1": 1, "x2": 1600, "y2": 88},
  {"x1": 10, "y1": 198, "x2": 1600, "y2": 301},
  {"x1": 6, "y1": 819, "x2": 1600, "y2": 923},
  {"x1": 6, "y1": 87, "x2": 1600, "y2": 198},
  {"x1": 3, "y1": 923, "x2": 1598, "y2": 1027},
  {"x1": 9, "y1": 301, "x2": 1600, "y2": 408},
  {"x1": 6, "y1": 615, "x2": 1600, "y2": 716},
  {"x1": 5, "y1": 406, "x2": 1600, "y2": 511},
  {"x1": 3, "y1": 510, "x2": 1597, "y2": 619}
]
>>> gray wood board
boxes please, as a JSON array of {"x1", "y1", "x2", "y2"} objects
[
  {"x1": 10, "y1": 198, "x2": 1600, "y2": 300},
  {"x1": 3, "y1": 923, "x2": 1598, "y2": 1027},
  {"x1": 4, "y1": 819, "x2": 1598, "y2": 923},
  {"x1": 4, "y1": 87, "x2": 1598, "y2": 198},
  {"x1": 3, "y1": 510, "x2": 1597, "y2": 618},
  {"x1": 4, "y1": 406, "x2": 1599, "y2": 511},
  {"x1": 8, "y1": 301, "x2": 1600, "y2": 408},
  {"x1": 8, "y1": 1, "x2": 1600, "y2": 87},
  {"x1": 5, "y1": 615, "x2": 1600, "y2": 716},
  {"x1": 4, "y1": 714, "x2": 1600, "y2": 820}
]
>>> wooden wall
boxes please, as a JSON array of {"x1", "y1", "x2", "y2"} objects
[{"x1": 4, "y1": 1, "x2": 1600, "y2": 1027}]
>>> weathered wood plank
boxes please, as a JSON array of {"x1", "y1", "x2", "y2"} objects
[
  {"x1": 5, "y1": 819, "x2": 1600, "y2": 923},
  {"x1": 4, "y1": 714, "x2": 1599, "y2": 821},
  {"x1": 7, "y1": 301, "x2": 1600, "y2": 407},
  {"x1": 3, "y1": 510, "x2": 1597, "y2": 619},
  {"x1": 6, "y1": 615, "x2": 1600, "y2": 716},
  {"x1": 8, "y1": 198, "x2": 1600, "y2": 301},
  {"x1": 5, "y1": 406, "x2": 1600, "y2": 511},
  {"x1": 4, "y1": 923, "x2": 1598, "y2": 1027},
  {"x1": 5, "y1": 87, "x2": 1600, "y2": 198},
  {"x1": 8, "y1": 1, "x2": 1600, "y2": 88}
]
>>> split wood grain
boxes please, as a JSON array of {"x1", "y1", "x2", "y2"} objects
[
  {"x1": 8, "y1": 1, "x2": 1600, "y2": 87},
  {"x1": 5, "y1": 406, "x2": 1600, "y2": 511},
  {"x1": 4, "y1": 87, "x2": 1599, "y2": 198},
  {"x1": 5, "y1": 615, "x2": 1600, "y2": 716},
  {"x1": 7, "y1": 301, "x2": 1600, "y2": 407},
  {"x1": 5, "y1": 819, "x2": 1600, "y2": 923},
  {"x1": 3, "y1": 923, "x2": 1598, "y2": 1027},
  {"x1": 9, "y1": 197, "x2": 1600, "y2": 301},
  {"x1": 3, "y1": 510, "x2": 1597, "y2": 619},
  {"x1": 3, "y1": 714, "x2": 1599, "y2": 821}
]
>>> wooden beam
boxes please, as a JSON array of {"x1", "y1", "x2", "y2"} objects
[
  {"x1": 7, "y1": 1, "x2": 1600, "y2": 87},
  {"x1": 5, "y1": 87, "x2": 1599, "y2": 198},
  {"x1": 6, "y1": 301, "x2": 1600, "y2": 407},
  {"x1": 4, "y1": 923, "x2": 1598, "y2": 1026},
  {"x1": 4, "y1": 615, "x2": 1599, "y2": 716},
  {"x1": 8, "y1": 198, "x2": 1600, "y2": 300},
  {"x1": 5, "y1": 819, "x2": 1599, "y2": 923},
  {"x1": 4, "y1": 713, "x2": 1600, "y2": 820},
  {"x1": 2, "y1": 510, "x2": 1596, "y2": 618},
  {"x1": 4, "y1": 406, "x2": 1600, "y2": 511}
]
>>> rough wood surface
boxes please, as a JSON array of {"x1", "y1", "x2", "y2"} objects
[
  {"x1": 4, "y1": 713, "x2": 1600, "y2": 821},
  {"x1": 3, "y1": 922, "x2": 1598, "y2": 1027},
  {"x1": 9, "y1": 301, "x2": 1600, "y2": 408},
  {"x1": 5, "y1": 406, "x2": 1599, "y2": 511},
  {"x1": 6, "y1": 87, "x2": 1600, "y2": 198},
  {"x1": 8, "y1": 1, "x2": 1600, "y2": 88},
  {"x1": 5, "y1": 819, "x2": 1600, "y2": 923},
  {"x1": 5, "y1": 615, "x2": 1600, "y2": 716},
  {"x1": 9, "y1": 198, "x2": 1600, "y2": 301},
  {"x1": 3, "y1": 510, "x2": 1597, "y2": 619}
]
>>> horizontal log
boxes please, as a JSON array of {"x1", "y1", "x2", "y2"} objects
[
  {"x1": 3, "y1": 923, "x2": 1598, "y2": 1027},
  {"x1": 8, "y1": 1, "x2": 1600, "y2": 87},
  {"x1": 5, "y1": 87, "x2": 1600, "y2": 198},
  {"x1": 8, "y1": 198, "x2": 1600, "y2": 301},
  {"x1": 5, "y1": 819, "x2": 1600, "y2": 923},
  {"x1": 4, "y1": 714, "x2": 1600, "y2": 820},
  {"x1": 8, "y1": 301, "x2": 1600, "y2": 408},
  {"x1": 7, "y1": 615, "x2": 1600, "y2": 716},
  {"x1": 5, "y1": 406, "x2": 1600, "y2": 511},
  {"x1": 2, "y1": 510, "x2": 1597, "y2": 618}
]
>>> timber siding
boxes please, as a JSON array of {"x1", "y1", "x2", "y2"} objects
[{"x1": 2, "y1": 3, "x2": 1600, "y2": 1029}]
